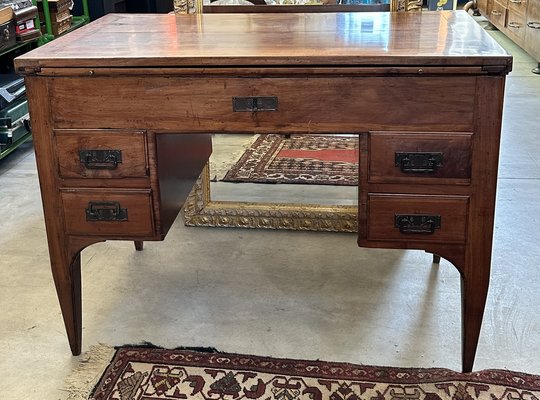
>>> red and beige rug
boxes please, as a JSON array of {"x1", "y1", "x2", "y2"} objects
[
  {"x1": 222, "y1": 134, "x2": 359, "y2": 186},
  {"x1": 79, "y1": 347, "x2": 540, "y2": 400}
]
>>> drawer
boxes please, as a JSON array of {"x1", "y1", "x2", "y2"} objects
[
  {"x1": 367, "y1": 194, "x2": 469, "y2": 243},
  {"x1": 369, "y1": 132, "x2": 472, "y2": 184},
  {"x1": 490, "y1": 1, "x2": 508, "y2": 28},
  {"x1": 507, "y1": 0, "x2": 527, "y2": 15},
  {"x1": 54, "y1": 130, "x2": 148, "y2": 179},
  {"x1": 506, "y1": 10, "x2": 526, "y2": 41},
  {"x1": 49, "y1": 76, "x2": 476, "y2": 132},
  {"x1": 61, "y1": 189, "x2": 154, "y2": 236}
]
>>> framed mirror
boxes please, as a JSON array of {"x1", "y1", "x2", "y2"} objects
[{"x1": 183, "y1": 134, "x2": 359, "y2": 232}]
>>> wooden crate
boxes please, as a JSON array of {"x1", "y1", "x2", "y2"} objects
[
  {"x1": 37, "y1": 0, "x2": 73, "y2": 13},
  {"x1": 39, "y1": 8, "x2": 71, "y2": 23},
  {"x1": 41, "y1": 14, "x2": 72, "y2": 35}
]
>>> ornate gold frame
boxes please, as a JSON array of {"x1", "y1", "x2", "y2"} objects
[{"x1": 183, "y1": 164, "x2": 358, "y2": 232}]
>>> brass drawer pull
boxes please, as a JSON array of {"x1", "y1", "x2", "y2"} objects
[
  {"x1": 79, "y1": 149, "x2": 122, "y2": 170},
  {"x1": 86, "y1": 201, "x2": 128, "y2": 221},
  {"x1": 232, "y1": 96, "x2": 278, "y2": 112},
  {"x1": 395, "y1": 152, "x2": 443, "y2": 173},
  {"x1": 509, "y1": 0, "x2": 522, "y2": 4},
  {"x1": 395, "y1": 214, "x2": 441, "y2": 234},
  {"x1": 508, "y1": 22, "x2": 521, "y2": 28},
  {"x1": 527, "y1": 21, "x2": 540, "y2": 29},
  {"x1": 491, "y1": 10, "x2": 502, "y2": 15}
]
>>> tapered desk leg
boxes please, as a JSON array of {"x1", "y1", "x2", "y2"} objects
[
  {"x1": 460, "y1": 247, "x2": 491, "y2": 373},
  {"x1": 50, "y1": 237, "x2": 100, "y2": 356},
  {"x1": 51, "y1": 248, "x2": 82, "y2": 355},
  {"x1": 461, "y1": 278, "x2": 487, "y2": 372},
  {"x1": 422, "y1": 240, "x2": 491, "y2": 372}
]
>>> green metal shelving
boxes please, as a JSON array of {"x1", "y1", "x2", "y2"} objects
[{"x1": 36, "y1": 0, "x2": 90, "y2": 46}]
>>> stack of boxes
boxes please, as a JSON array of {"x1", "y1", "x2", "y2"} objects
[
  {"x1": 0, "y1": 6, "x2": 16, "y2": 51},
  {"x1": 0, "y1": 0, "x2": 40, "y2": 43},
  {"x1": 38, "y1": 0, "x2": 73, "y2": 36}
]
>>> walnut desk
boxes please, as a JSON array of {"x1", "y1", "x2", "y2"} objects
[{"x1": 15, "y1": 11, "x2": 512, "y2": 372}]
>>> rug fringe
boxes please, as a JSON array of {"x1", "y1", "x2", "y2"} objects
[{"x1": 63, "y1": 344, "x2": 116, "y2": 400}]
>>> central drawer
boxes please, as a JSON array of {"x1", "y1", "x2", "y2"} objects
[
  {"x1": 49, "y1": 75, "x2": 476, "y2": 132},
  {"x1": 61, "y1": 189, "x2": 155, "y2": 236}
]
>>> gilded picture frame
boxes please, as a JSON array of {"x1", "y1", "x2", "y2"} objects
[{"x1": 183, "y1": 164, "x2": 358, "y2": 232}]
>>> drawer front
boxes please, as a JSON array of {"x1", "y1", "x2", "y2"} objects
[
  {"x1": 61, "y1": 189, "x2": 154, "y2": 236},
  {"x1": 507, "y1": 0, "x2": 527, "y2": 14},
  {"x1": 490, "y1": 1, "x2": 508, "y2": 28},
  {"x1": 506, "y1": 9, "x2": 526, "y2": 41},
  {"x1": 55, "y1": 130, "x2": 148, "y2": 179},
  {"x1": 369, "y1": 132, "x2": 472, "y2": 184},
  {"x1": 367, "y1": 194, "x2": 469, "y2": 243},
  {"x1": 49, "y1": 76, "x2": 476, "y2": 132}
]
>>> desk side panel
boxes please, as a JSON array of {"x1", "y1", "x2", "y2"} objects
[
  {"x1": 153, "y1": 133, "x2": 212, "y2": 236},
  {"x1": 24, "y1": 76, "x2": 96, "y2": 355}
]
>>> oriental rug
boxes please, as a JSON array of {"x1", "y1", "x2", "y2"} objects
[
  {"x1": 222, "y1": 134, "x2": 359, "y2": 186},
  {"x1": 81, "y1": 347, "x2": 540, "y2": 400}
]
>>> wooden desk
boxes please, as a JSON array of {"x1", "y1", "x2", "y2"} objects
[{"x1": 15, "y1": 11, "x2": 512, "y2": 372}]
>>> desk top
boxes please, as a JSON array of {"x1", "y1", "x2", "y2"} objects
[{"x1": 15, "y1": 11, "x2": 511, "y2": 72}]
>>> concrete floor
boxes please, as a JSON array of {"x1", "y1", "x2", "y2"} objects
[{"x1": 1, "y1": 30, "x2": 540, "y2": 399}]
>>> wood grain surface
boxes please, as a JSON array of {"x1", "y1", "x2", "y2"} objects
[
  {"x1": 47, "y1": 76, "x2": 476, "y2": 132},
  {"x1": 55, "y1": 130, "x2": 148, "y2": 179},
  {"x1": 368, "y1": 131, "x2": 473, "y2": 184},
  {"x1": 15, "y1": 11, "x2": 512, "y2": 71},
  {"x1": 367, "y1": 193, "x2": 469, "y2": 243}
]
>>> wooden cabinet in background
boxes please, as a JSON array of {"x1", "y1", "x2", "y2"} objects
[
  {"x1": 479, "y1": 0, "x2": 540, "y2": 72},
  {"x1": 526, "y1": 0, "x2": 540, "y2": 63}
]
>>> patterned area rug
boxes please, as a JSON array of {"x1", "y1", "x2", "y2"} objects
[
  {"x1": 87, "y1": 347, "x2": 540, "y2": 400},
  {"x1": 222, "y1": 134, "x2": 359, "y2": 186}
]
